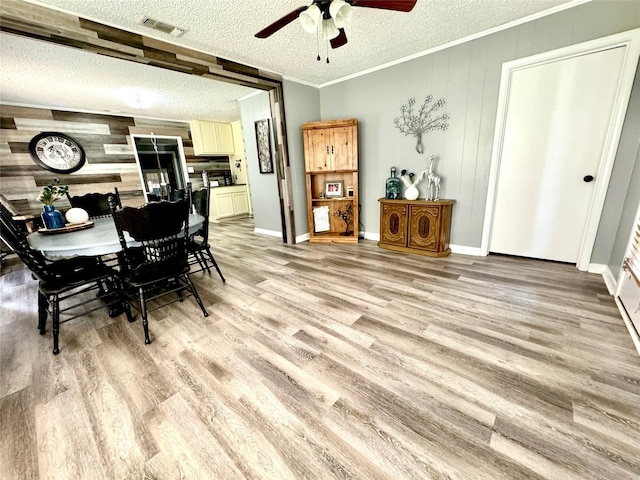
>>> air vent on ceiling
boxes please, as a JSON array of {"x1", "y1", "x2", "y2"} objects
[{"x1": 140, "y1": 17, "x2": 187, "y2": 37}]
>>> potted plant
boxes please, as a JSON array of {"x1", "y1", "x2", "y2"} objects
[{"x1": 37, "y1": 178, "x2": 68, "y2": 229}]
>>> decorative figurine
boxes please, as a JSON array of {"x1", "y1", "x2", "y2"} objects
[
  {"x1": 385, "y1": 167, "x2": 402, "y2": 199},
  {"x1": 426, "y1": 155, "x2": 441, "y2": 201}
]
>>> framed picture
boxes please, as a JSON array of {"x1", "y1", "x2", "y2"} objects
[
  {"x1": 346, "y1": 186, "x2": 354, "y2": 197},
  {"x1": 324, "y1": 180, "x2": 344, "y2": 198},
  {"x1": 254, "y1": 119, "x2": 273, "y2": 174}
]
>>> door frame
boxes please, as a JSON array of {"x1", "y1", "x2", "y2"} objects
[{"x1": 480, "y1": 29, "x2": 640, "y2": 270}]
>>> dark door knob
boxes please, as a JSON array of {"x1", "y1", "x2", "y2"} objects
[{"x1": 583, "y1": 175, "x2": 594, "y2": 183}]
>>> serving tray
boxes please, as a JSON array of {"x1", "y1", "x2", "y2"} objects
[{"x1": 38, "y1": 221, "x2": 95, "y2": 235}]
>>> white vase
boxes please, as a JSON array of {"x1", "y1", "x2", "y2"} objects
[{"x1": 404, "y1": 185, "x2": 419, "y2": 200}]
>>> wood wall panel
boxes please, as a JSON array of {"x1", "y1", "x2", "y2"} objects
[
  {"x1": 0, "y1": 105, "x2": 231, "y2": 213},
  {"x1": 13, "y1": 118, "x2": 112, "y2": 135}
]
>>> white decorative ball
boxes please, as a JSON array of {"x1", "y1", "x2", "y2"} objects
[{"x1": 65, "y1": 207, "x2": 89, "y2": 224}]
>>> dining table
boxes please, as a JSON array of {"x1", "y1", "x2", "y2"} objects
[{"x1": 27, "y1": 214, "x2": 204, "y2": 258}]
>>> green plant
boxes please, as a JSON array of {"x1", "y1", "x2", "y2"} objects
[{"x1": 37, "y1": 178, "x2": 69, "y2": 205}]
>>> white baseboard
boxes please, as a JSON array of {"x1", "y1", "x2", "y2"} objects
[
  {"x1": 614, "y1": 297, "x2": 640, "y2": 355},
  {"x1": 254, "y1": 228, "x2": 282, "y2": 238},
  {"x1": 588, "y1": 263, "x2": 617, "y2": 295},
  {"x1": 603, "y1": 266, "x2": 617, "y2": 295},
  {"x1": 296, "y1": 233, "x2": 310, "y2": 243},
  {"x1": 363, "y1": 231, "x2": 380, "y2": 242},
  {"x1": 450, "y1": 244, "x2": 483, "y2": 256},
  {"x1": 587, "y1": 263, "x2": 606, "y2": 274},
  {"x1": 360, "y1": 234, "x2": 482, "y2": 256}
]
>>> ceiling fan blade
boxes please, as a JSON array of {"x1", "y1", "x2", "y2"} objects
[
  {"x1": 255, "y1": 6, "x2": 308, "y2": 38},
  {"x1": 330, "y1": 28, "x2": 348, "y2": 49},
  {"x1": 349, "y1": 0, "x2": 417, "y2": 12}
]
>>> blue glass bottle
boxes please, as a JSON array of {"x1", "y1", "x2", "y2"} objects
[{"x1": 41, "y1": 204, "x2": 65, "y2": 229}]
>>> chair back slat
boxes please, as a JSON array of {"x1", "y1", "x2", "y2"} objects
[
  {"x1": 191, "y1": 186, "x2": 210, "y2": 241},
  {"x1": 0, "y1": 212, "x2": 56, "y2": 281},
  {"x1": 67, "y1": 188, "x2": 121, "y2": 218},
  {"x1": 110, "y1": 187, "x2": 191, "y2": 280}
]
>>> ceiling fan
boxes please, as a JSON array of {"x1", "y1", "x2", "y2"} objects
[{"x1": 255, "y1": 0, "x2": 417, "y2": 51}]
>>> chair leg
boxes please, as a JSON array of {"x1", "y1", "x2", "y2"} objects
[
  {"x1": 138, "y1": 288, "x2": 151, "y2": 344},
  {"x1": 52, "y1": 294, "x2": 60, "y2": 355},
  {"x1": 204, "y1": 247, "x2": 225, "y2": 283},
  {"x1": 115, "y1": 277, "x2": 135, "y2": 323},
  {"x1": 185, "y1": 275, "x2": 208, "y2": 317},
  {"x1": 194, "y1": 250, "x2": 209, "y2": 274},
  {"x1": 175, "y1": 276, "x2": 184, "y2": 302},
  {"x1": 38, "y1": 290, "x2": 48, "y2": 335}
]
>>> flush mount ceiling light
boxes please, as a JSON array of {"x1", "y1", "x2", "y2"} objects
[
  {"x1": 140, "y1": 17, "x2": 187, "y2": 37},
  {"x1": 256, "y1": 0, "x2": 417, "y2": 61},
  {"x1": 119, "y1": 89, "x2": 158, "y2": 110}
]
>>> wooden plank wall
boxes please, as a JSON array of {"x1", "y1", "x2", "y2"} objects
[{"x1": 0, "y1": 105, "x2": 231, "y2": 214}]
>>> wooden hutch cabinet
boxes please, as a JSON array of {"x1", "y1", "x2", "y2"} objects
[
  {"x1": 303, "y1": 119, "x2": 358, "y2": 244},
  {"x1": 378, "y1": 198, "x2": 455, "y2": 257}
]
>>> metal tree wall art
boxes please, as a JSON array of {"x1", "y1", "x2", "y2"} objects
[{"x1": 393, "y1": 95, "x2": 450, "y2": 154}]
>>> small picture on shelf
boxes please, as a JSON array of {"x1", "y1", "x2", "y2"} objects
[
  {"x1": 346, "y1": 186, "x2": 354, "y2": 197},
  {"x1": 324, "y1": 180, "x2": 344, "y2": 198}
]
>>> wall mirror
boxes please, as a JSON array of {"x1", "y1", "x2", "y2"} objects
[{"x1": 131, "y1": 134, "x2": 190, "y2": 202}]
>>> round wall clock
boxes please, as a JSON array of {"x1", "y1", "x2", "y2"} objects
[{"x1": 28, "y1": 132, "x2": 86, "y2": 174}]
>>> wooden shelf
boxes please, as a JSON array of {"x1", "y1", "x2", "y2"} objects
[{"x1": 303, "y1": 119, "x2": 359, "y2": 244}]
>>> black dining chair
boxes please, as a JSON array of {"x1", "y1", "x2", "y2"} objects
[
  {"x1": 67, "y1": 188, "x2": 121, "y2": 218},
  {"x1": 109, "y1": 187, "x2": 208, "y2": 345},
  {"x1": 188, "y1": 185, "x2": 225, "y2": 282},
  {"x1": 0, "y1": 193, "x2": 42, "y2": 233},
  {"x1": 0, "y1": 208, "x2": 132, "y2": 354}
]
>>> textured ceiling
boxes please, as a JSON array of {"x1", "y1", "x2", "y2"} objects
[
  {"x1": 0, "y1": 33, "x2": 256, "y2": 122},
  {"x1": 1, "y1": 0, "x2": 580, "y2": 122}
]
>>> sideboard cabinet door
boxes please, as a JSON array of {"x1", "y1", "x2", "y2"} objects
[
  {"x1": 381, "y1": 203, "x2": 408, "y2": 247},
  {"x1": 408, "y1": 205, "x2": 440, "y2": 250}
]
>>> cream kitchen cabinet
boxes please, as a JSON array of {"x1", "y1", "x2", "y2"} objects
[
  {"x1": 209, "y1": 185, "x2": 250, "y2": 222},
  {"x1": 190, "y1": 120, "x2": 235, "y2": 155}
]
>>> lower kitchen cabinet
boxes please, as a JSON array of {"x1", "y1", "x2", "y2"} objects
[
  {"x1": 210, "y1": 185, "x2": 250, "y2": 222},
  {"x1": 378, "y1": 198, "x2": 455, "y2": 257}
]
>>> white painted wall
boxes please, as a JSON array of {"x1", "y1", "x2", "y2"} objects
[{"x1": 239, "y1": 92, "x2": 281, "y2": 234}]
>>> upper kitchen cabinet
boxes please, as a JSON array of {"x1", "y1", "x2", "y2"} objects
[
  {"x1": 190, "y1": 120, "x2": 235, "y2": 155},
  {"x1": 302, "y1": 118, "x2": 357, "y2": 172}
]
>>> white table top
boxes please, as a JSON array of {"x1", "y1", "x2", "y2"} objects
[{"x1": 28, "y1": 214, "x2": 204, "y2": 258}]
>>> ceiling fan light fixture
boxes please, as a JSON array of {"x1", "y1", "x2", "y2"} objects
[
  {"x1": 329, "y1": 0, "x2": 352, "y2": 29},
  {"x1": 299, "y1": 4, "x2": 322, "y2": 34},
  {"x1": 322, "y1": 18, "x2": 340, "y2": 39}
]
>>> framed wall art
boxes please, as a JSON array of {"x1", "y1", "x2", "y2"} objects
[{"x1": 254, "y1": 119, "x2": 274, "y2": 174}]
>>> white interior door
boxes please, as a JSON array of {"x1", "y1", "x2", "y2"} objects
[{"x1": 489, "y1": 46, "x2": 627, "y2": 263}]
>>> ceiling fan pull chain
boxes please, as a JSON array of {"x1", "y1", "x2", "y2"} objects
[
  {"x1": 316, "y1": 26, "x2": 321, "y2": 61},
  {"x1": 326, "y1": 36, "x2": 330, "y2": 64}
]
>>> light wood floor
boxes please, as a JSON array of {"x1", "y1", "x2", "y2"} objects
[{"x1": 1, "y1": 217, "x2": 639, "y2": 479}]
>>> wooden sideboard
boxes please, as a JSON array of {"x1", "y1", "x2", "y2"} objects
[{"x1": 378, "y1": 198, "x2": 455, "y2": 257}]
